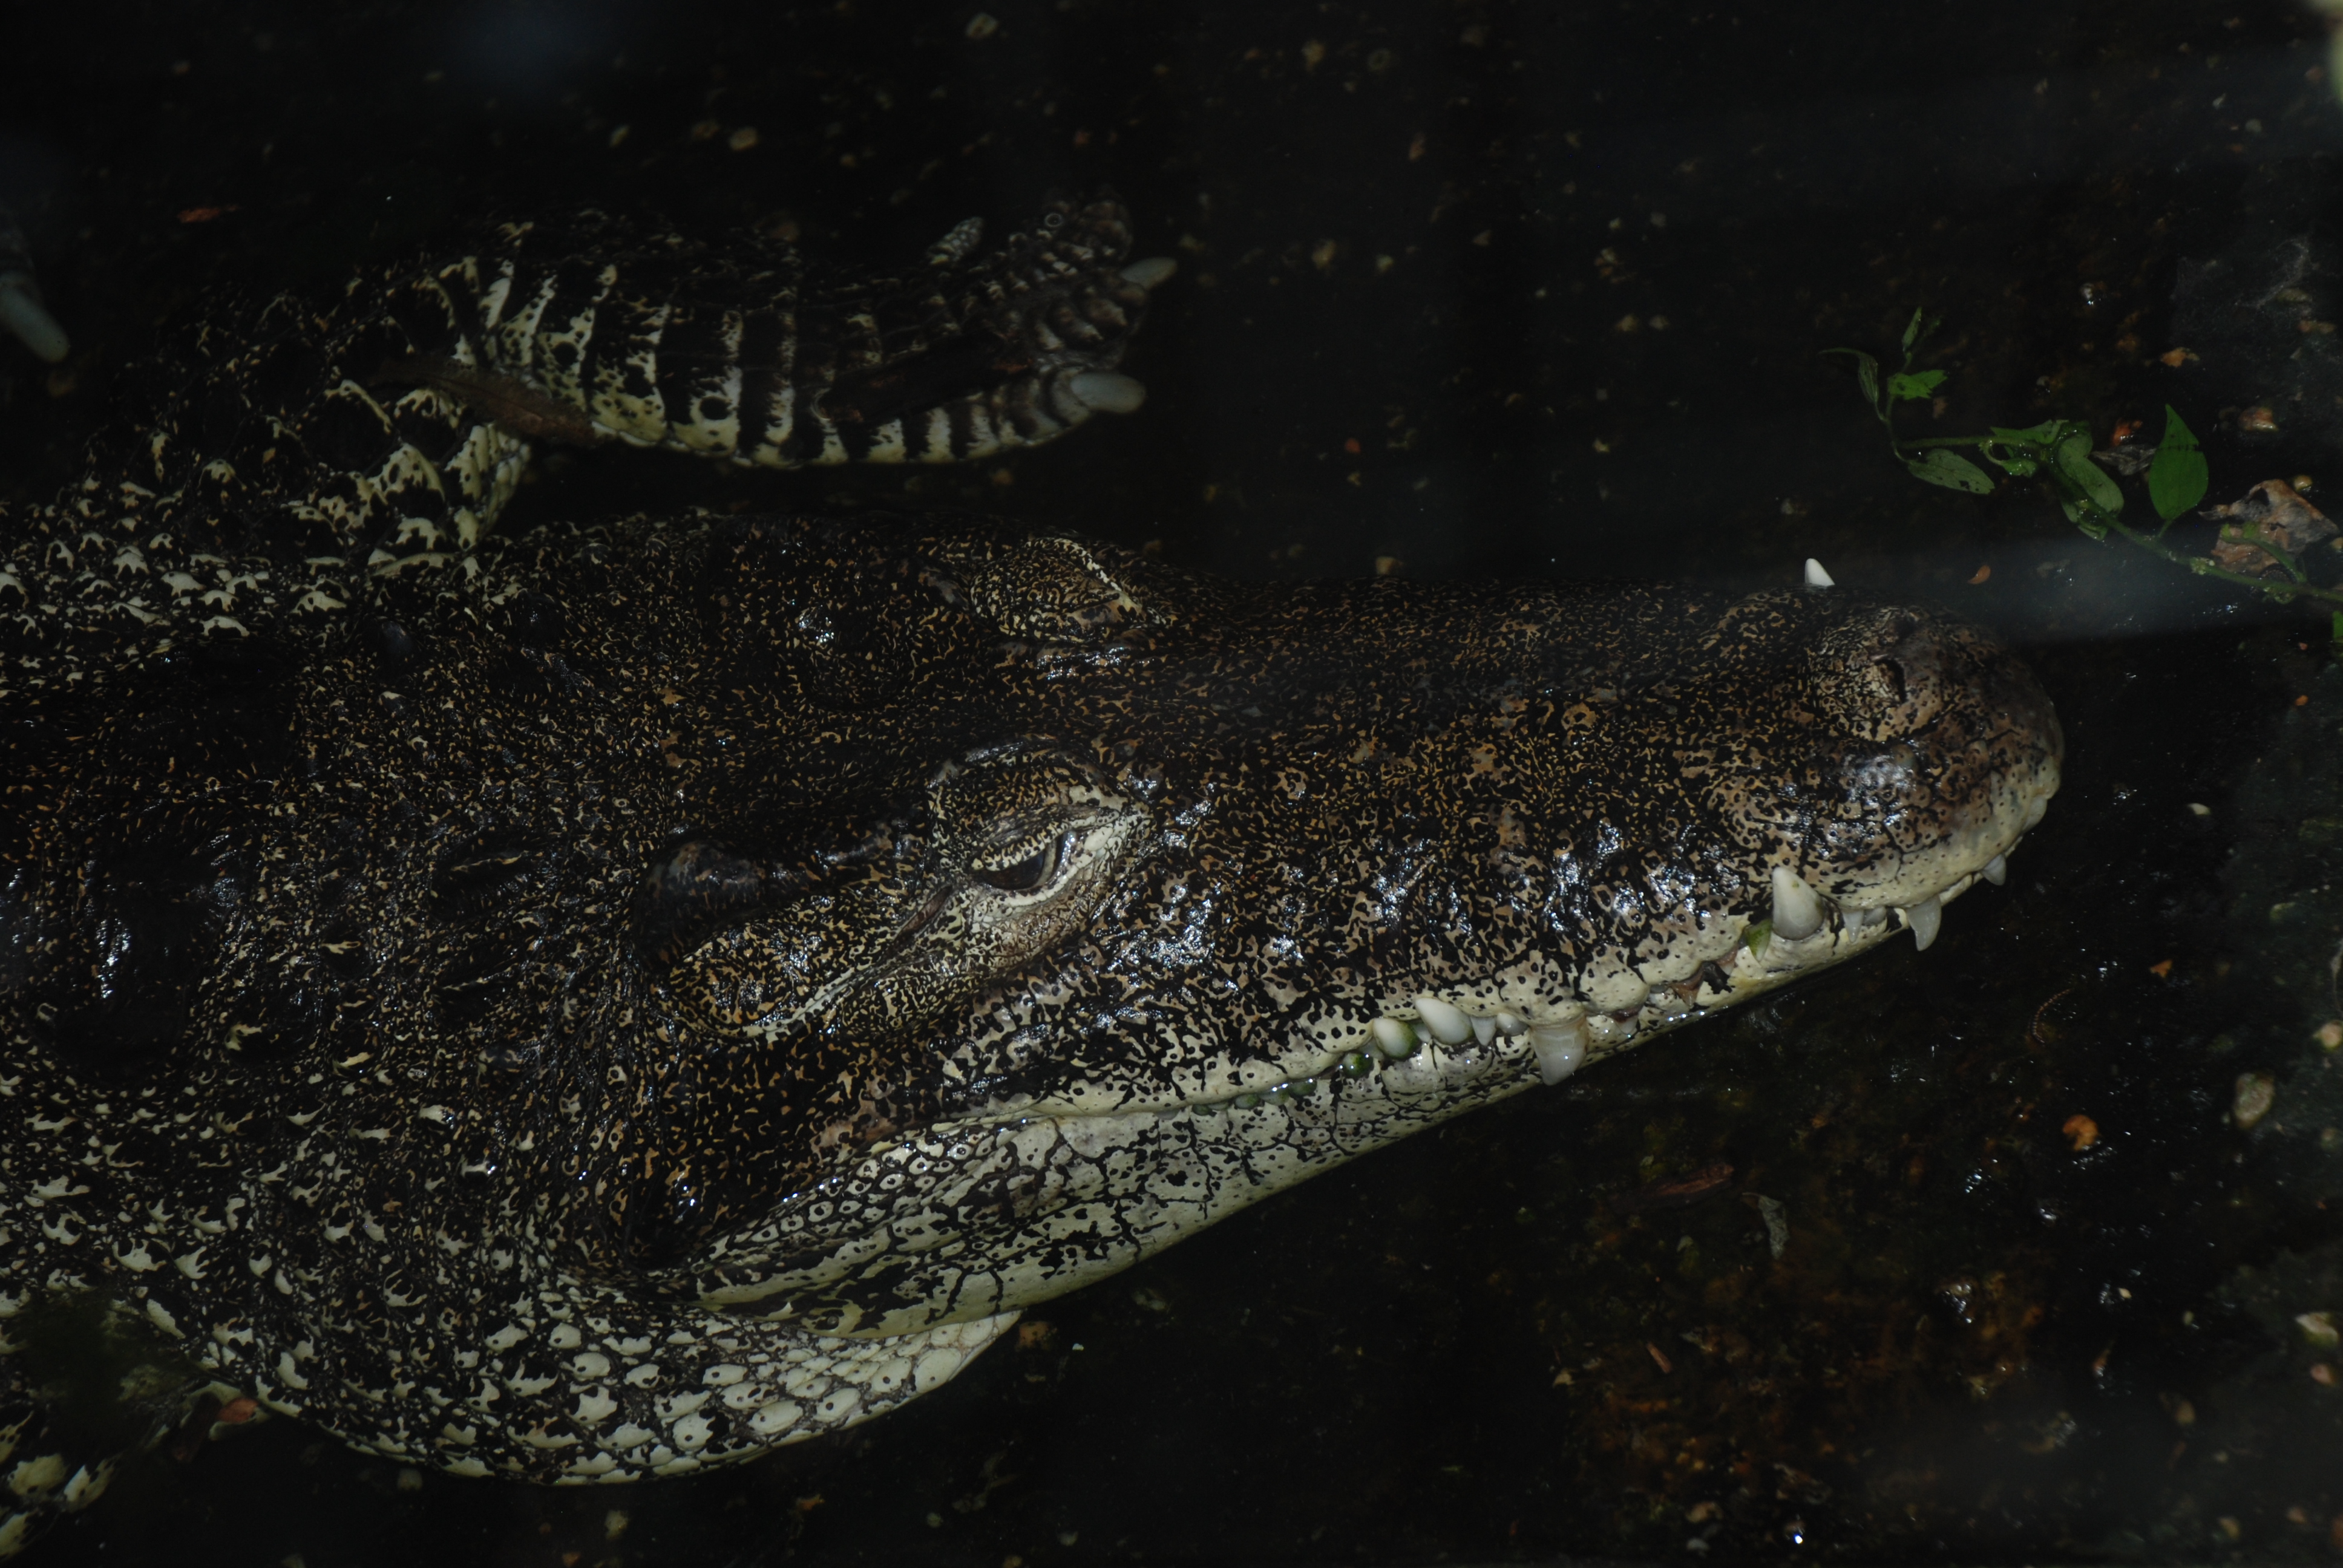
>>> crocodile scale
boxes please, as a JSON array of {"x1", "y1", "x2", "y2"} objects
[
  {"x1": 0, "y1": 189, "x2": 2060, "y2": 1558},
  {"x1": 0, "y1": 194, "x2": 1161, "y2": 1551},
  {"x1": 0, "y1": 195, "x2": 1150, "y2": 688}
]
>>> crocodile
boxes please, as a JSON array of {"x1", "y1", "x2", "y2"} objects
[{"x1": 0, "y1": 195, "x2": 2061, "y2": 1552}]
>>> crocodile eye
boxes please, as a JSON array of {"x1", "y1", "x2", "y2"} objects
[{"x1": 972, "y1": 834, "x2": 1066, "y2": 895}]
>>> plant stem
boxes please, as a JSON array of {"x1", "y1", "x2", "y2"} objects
[
  {"x1": 1843, "y1": 322, "x2": 2333, "y2": 616},
  {"x1": 2101, "y1": 515, "x2": 2343, "y2": 607}
]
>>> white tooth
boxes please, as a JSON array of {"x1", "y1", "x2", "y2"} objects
[
  {"x1": 1470, "y1": 1014, "x2": 1497, "y2": 1047},
  {"x1": 1493, "y1": 1010, "x2": 1528, "y2": 1037},
  {"x1": 1803, "y1": 557, "x2": 1836, "y2": 589},
  {"x1": 1588, "y1": 1012, "x2": 1639, "y2": 1047},
  {"x1": 1904, "y1": 895, "x2": 1942, "y2": 952},
  {"x1": 1844, "y1": 906, "x2": 1884, "y2": 931},
  {"x1": 1412, "y1": 995, "x2": 1472, "y2": 1045},
  {"x1": 1370, "y1": 1016, "x2": 1418, "y2": 1060},
  {"x1": 1529, "y1": 1022, "x2": 1587, "y2": 1086},
  {"x1": 1381, "y1": 1056, "x2": 1444, "y2": 1096},
  {"x1": 1982, "y1": 855, "x2": 2007, "y2": 886},
  {"x1": 1119, "y1": 256, "x2": 1178, "y2": 289},
  {"x1": 2023, "y1": 793, "x2": 2048, "y2": 830},
  {"x1": 0, "y1": 278, "x2": 70, "y2": 364},
  {"x1": 1066, "y1": 370, "x2": 1147, "y2": 414},
  {"x1": 1770, "y1": 863, "x2": 1826, "y2": 941}
]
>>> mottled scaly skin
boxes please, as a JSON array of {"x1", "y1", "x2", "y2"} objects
[
  {"x1": 0, "y1": 195, "x2": 1162, "y2": 1551},
  {"x1": 0, "y1": 195, "x2": 1150, "y2": 690},
  {"x1": 0, "y1": 204, "x2": 2059, "y2": 1554}
]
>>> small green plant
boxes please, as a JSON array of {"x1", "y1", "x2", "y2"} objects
[{"x1": 1829, "y1": 310, "x2": 2343, "y2": 616}]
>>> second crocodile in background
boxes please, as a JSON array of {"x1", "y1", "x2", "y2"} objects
[{"x1": 0, "y1": 192, "x2": 2060, "y2": 1552}]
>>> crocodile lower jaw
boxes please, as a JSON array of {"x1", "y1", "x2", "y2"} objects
[{"x1": 976, "y1": 826, "x2": 2039, "y2": 1127}]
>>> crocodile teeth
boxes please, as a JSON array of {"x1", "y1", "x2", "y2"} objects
[
  {"x1": 1067, "y1": 371, "x2": 1147, "y2": 414},
  {"x1": 1411, "y1": 995, "x2": 1472, "y2": 1045},
  {"x1": 1494, "y1": 1011, "x2": 1528, "y2": 1037},
  {"x1": 1803, "y1": 557, "x2": 1837, "y2": 589},
  {"x1": 1470, "y1": 1014, "x2": 1496, "y2": 1047},
  {"x1": 1530, "y1": 1022, "x2": 1588, "y2": 1085},
  {"x1": 1770, "y1": 863, "x2": 1827, "y2": 941},
  {"x1": 1981, "y1": 854, "x2": 2007, "y2": 886},
  {"x1": 1904, "y1": 895, "x2": 1943, "y2": 952},
  {"x1": 1589, "y1": 1011, "x2": 1639, "y2": 1047},
  {"x1": 0, "y1": 276, "x2": 69, "y2": 364},
  {"x1": 1369, "y1": 1016, "x2": 1419, "y2": 1060},
  {"x1": 2023, "y1": 793, "x2": 2048, "y2": 830},
  {"x1": 1119, "y1": 256, "x2": 1178, "y2": 289}
]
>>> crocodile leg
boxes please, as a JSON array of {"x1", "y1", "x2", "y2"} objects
[{"x1": 0, "y1": 194, "x2": 1168, "y2": 682}]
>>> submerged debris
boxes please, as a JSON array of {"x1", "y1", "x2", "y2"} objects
[
  {"x1": 1754, "y1": 1195, "x2": 1790, "y2": 1258},
  {"x1": 1615, "y1": 1163, "x2": 1735, "y2": 1215},
  {"x1": 2207, "y1": 480, "x2": 2336, "y2": 578}
]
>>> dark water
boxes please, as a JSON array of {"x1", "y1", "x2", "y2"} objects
[{"x1": 5, "y1": 1, "x2": 2343, "y2": 1562}]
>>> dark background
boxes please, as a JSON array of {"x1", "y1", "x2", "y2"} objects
[{"x1": 5, "y1": 1, "x2": 2343, "y2": 1562}]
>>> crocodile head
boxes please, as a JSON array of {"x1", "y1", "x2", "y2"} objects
[{"x1": 580, "y1": 517, "x2": 2061, "y2": 1338}]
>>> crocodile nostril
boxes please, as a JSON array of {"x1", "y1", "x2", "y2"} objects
[{"x1": 1809, "y1": 609, "x2": 1958, "y2": 739}]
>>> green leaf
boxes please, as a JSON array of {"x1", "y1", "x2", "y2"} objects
[
  {"x1": 1826, "y1": 348, "x2": 1883, "y2": 414},
  {"x1": 1981, "y1": 420, "x2": 2073, "y2": 475},
  {"x1": 2062, "y1": 499, "x2": 2110, "y2": 540},
  {"x1": 1981, "y1": 443, "x2": 2040, "y2": 477},
  {"x1": 1889, "y1": 369, "x2": 1947, "y2": 402},
  {"x1": 1900, "y1": 307, "x2": 1929, "y2": 356},
  {"x1": 1743, "y1": 919, "x2": 1772, "y2": 959},
  {"x1": 2054, "y1": 433, "x2": 2125, "y2": 516},
  {"x1": 2147, "y1": 405, "x2": 2209, "y2": 523},
  {"x1": 1904, "y1": 449, "x2": 1994, "y2": 494}
]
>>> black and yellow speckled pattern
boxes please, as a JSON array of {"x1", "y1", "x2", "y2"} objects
[
  {"x1": 0, "y1": 203, "x2": 2059, "y2": 1553},
  {"x1": 0, "y1": 194, "x2": 1155, "y2": 693}
]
